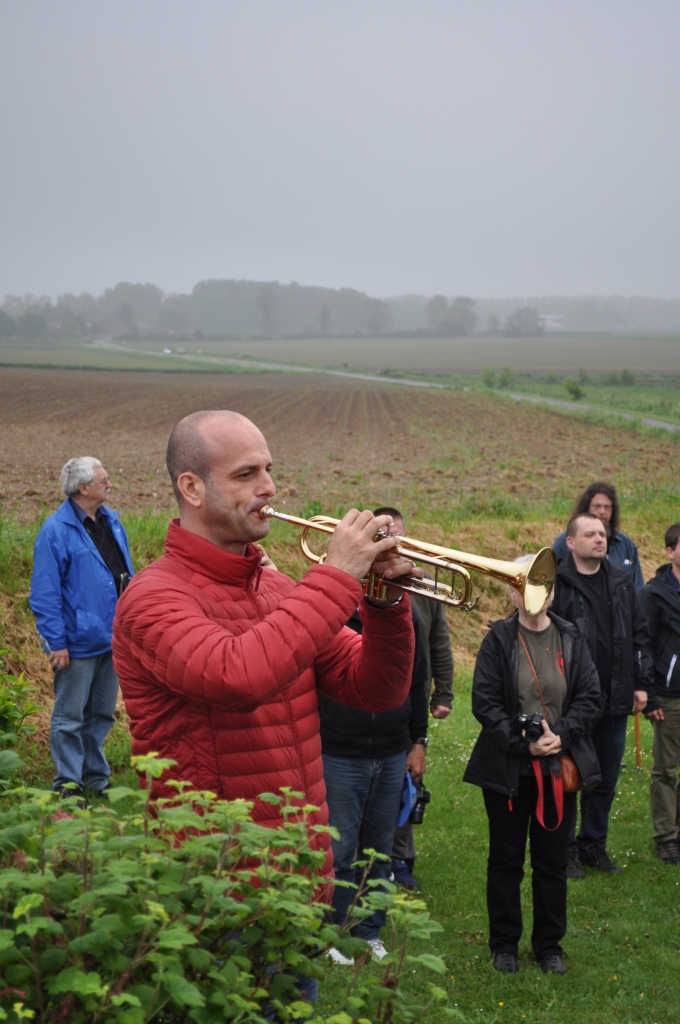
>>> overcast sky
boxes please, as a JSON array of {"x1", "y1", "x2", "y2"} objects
[{"x1": 2, "y1": 1, "x2": 679, "y2": 300}]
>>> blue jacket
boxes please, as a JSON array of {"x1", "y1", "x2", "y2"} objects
[
  {"x1": 29, "y1": 500, "x2": 134, "y2": 658},
  {"x1": 553, "y1": 528, "x2": 644, "y2": 591}
]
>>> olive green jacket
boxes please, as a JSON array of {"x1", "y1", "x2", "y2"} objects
[{"x1": 411, "y1": 594, "x2": 454, "y2": 708}]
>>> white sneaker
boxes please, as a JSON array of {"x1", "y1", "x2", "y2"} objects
[
  {"x1": 326, "y1": 947, "x2": 354, "y2": 966},
  {"x1": 368, "y1": 939, "x2": 388, "y2": 960}
]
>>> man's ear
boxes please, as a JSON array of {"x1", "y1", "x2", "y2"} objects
[
  {"x1": 565, "y1": 534, "x2": 575, "y2": 550},
  {"x1": 176, "y1": 471, "x2": 205, "y2": 509}
]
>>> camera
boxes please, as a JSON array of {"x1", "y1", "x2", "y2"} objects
[
  {"x1": 410, "y1": 785, "x2": 431, "y2": 825},
  {"x1": 512, "y1": 712, "x2": 544, "y2": 743}
]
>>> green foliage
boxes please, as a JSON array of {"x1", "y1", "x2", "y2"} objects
[
  {"x1": 564, "y1": 378, "x2": 586, "y2": 401},
  {"x1": 577, "y1": 367, "x2": 590, "y2": 383},
  {"x1": 0, "y1": 650, "x2": 40, "y2": 790},
  {"x1": 605, "y1": 370, "x2": 621, "y2": 386},
  {"x1": 0, "y1": 759, "x2": 453, "y2": 1023},
  {"x1": 0, "y1": 517, "x2": 37, "y2": 598},
  {"x1": 497, "y1": 366, "x2": 515, "y2": 389},
  {"x1": 480, "y1": 368, "x2": 496, "y2": 388},
  {"x1": 621, "y1": 367, "x2": 636, "y2": 386}
]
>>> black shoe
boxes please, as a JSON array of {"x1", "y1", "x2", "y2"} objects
[
  {"x1": 540, "y1": 954, "x2": 567, "y2": 975},
  {"x1": 656, "y1": 839, "x2": 680, "y2": 864},
  {"x1": 94, "y1": 783, "x2": 114, "y2": 800},
  {"x1": 493, "y1": 953, "x2": 519, "y2": 973},
  {"x1": 566, "y1": 846, "x2": 585, "y2": 879},
  {"x1": 581, "y1": 849, "x2": 624, "y2": 874},
  {"x1": 391, "y1": 858, "x2": 419, "y2": 891},
  {"x1": 53, "y1": 783, "x2": 88, "y2": 810}
]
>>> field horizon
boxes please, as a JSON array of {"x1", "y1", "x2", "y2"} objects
[{"x1": 2, "y1": 331, "x2": 680, "y2": 376}]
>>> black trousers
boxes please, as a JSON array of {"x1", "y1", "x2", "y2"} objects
[{"x1": 483, "y1": 776, "x2": 576, "y2": 960}]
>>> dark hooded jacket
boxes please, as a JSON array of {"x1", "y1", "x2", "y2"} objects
[
  {"x1": 553, "y1": 553, "x2": 652, "y2": 717},
  {"x1": 463, "y1": 611, "x2": 602, "y2": 797},
  {"x1": 639, "y1": 565, "x2": 680, "y2": 711}
]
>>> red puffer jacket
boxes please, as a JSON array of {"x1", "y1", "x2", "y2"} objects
[{"x1": 112, "y1": 521, "x2": 414, "y2": 882}]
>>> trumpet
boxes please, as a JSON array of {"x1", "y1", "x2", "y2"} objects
[{"x1": 259, "y1": 505, "x2": 555, "y2": 616}]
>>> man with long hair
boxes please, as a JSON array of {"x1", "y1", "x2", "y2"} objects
[{"x1": 553, "y1": 481, "x2": 644, "y2": 590}]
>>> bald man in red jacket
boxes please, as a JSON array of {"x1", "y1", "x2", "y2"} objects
[{"x1": 113, "y1": 410, "x2": 415, "y2": 886}]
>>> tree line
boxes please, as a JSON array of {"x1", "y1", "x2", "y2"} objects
[
  {"x1": 0, "y1": 280, "x2": 392, "y2": 340},
  {"x1": 4, "y1": 277, "x2": 677, "y2": 341},
  {"x1": 0, "y1": 280, "x2": 536, "y2": 341}
]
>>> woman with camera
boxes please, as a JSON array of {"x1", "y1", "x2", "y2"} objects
[{"x1": 463, "y1": 568, "x2": 601, "y2": 975}]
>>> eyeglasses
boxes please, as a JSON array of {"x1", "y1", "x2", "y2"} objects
[{"x1": 89, "y1": 476, "x2": 110, "y2": 486}]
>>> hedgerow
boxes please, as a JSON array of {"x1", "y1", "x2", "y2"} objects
[{"x1": 0, "y1": 752, "x2": 454, "y2": 1023}]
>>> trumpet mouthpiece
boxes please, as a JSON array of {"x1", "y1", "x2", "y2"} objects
[{"x1": 259, "y1": 504, "x2": 275, "y2": 519}]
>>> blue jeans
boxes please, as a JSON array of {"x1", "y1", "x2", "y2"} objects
[
  {"x1": 570, "y1": 714, "x2": 628, "y2": 859},
  {"x1": 322, "y1": 751, "x2": 406, "y2": 941},
  {"x1": 50, "y1": 652, "x2": 118, "y2": 791},
  {"x1": 262, "y1": 976, "x2": 318, "y2": 1023}
]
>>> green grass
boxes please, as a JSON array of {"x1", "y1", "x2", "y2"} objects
[
  {"x1": 0, "y1": 338, "x2": 274, "y2": 374},
  {"x1": 488, "y1": 375, "x2": 680, "y2": 426}
]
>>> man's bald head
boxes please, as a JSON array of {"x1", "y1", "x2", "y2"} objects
[{"x1": 166, "y1": 410, "x2": 257, "y2": 505}]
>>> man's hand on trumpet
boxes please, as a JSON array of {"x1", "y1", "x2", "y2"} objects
[{"x1": 325, "y1": 508, "x2": 422, "y2": 603}]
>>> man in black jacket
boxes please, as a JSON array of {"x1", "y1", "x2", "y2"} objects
[
  {"x1": 320, "y1": 606, "x2": 429, "y2": 962},
  {"x1": 553, "y1": 513, "x2": 652, "y2": 876},
  {"x1": 640, "y1": 522, "x2": 680, "y2": 864}
]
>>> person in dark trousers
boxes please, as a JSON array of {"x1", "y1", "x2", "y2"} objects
[
  {"x1": 553, "y1": 481, "x2": 644, "y2": 590},
  {"x1": 640, "y1": 522, "x2": 680, "y2": 863},
  {"x1": 553, "y1": 513, "x2": 652, "y2": 877},
  {"x1": 463, "y1": 565, "x2": 601, "y2": 975},
  {"x1": 373, "y1": 507, "x2": 455, "y2": 891},
  {"x1": 320, "y1": 602, "x2": 429, "y2": 963},
  {"x1": 29, "y1": 457, "x2": 133, "y2": 801}
]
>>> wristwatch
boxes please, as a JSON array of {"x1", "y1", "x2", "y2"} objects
[{"x1": 412, "y1": 737, "x2": 429, "y2": 748}]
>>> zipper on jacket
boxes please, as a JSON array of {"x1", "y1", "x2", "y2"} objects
[{"x1": 667, "y1": 654, "x2": 678, "y2": 688}]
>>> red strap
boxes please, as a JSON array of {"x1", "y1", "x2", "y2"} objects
[{"x1": 531, "y1": 759, "x2": 564, "y2": 831}]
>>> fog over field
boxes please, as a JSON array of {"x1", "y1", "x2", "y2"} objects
[{"x1": 1, "y1": 2, "x2": 679, "y2": 301}]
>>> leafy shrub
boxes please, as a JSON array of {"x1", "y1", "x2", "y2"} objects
[
  {"x1": 497, "y1": 367, "x2": 516, "y2": 389},
  {"x1": 577, "y1": 368, "x2": 590, "y2": 384},
  {"x1": 481, "y1": 368, "x2": 496, "y2": 388},
  {"x1": 0, "y1": 755, "x2": 453, "y2": 1023},
  {"x1": 565, "y1": 379, "x2": 586, "y2": 401},
  {"x1": 0, "y1": 650, "x2": 40, "y2": 789},
  {"x1": 621, "y1": 368, "x2": 636, "y2": 386}
]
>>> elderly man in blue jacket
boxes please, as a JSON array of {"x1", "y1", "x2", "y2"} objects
[{"x1": 29, "y1": 457, "x2": 133, "y2": 800}]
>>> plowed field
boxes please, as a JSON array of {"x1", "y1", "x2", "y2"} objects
[{"x1": 1, "y1": 366, "x2": 678, "y2": 694}]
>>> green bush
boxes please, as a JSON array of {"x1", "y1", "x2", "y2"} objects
[
  {"x1": 480, "y1": 368, "x2": 496, "y2": 388},
  {"x1": 564, "y1": 378, "x2": 586, "y2": 401},
  {"x1": 621, "y1": 368, "x2": 636, "y2": 386},
  {"x1": 0, "y1": 650, "x2": 40, "y2": 789},
  {"x1": 0, "y1": 754, "x2": 453, "y2": 1023},
  {"x1": 497, "y1": 367, "x2": 515, "y2": 389}
]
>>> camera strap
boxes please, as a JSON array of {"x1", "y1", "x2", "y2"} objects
[
  {"x1": 519, "y1": 631, "x2": 564, "y2": 830},
  {"x1": 531, "y1": 758, "x2": 563, "y2": 830}
]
